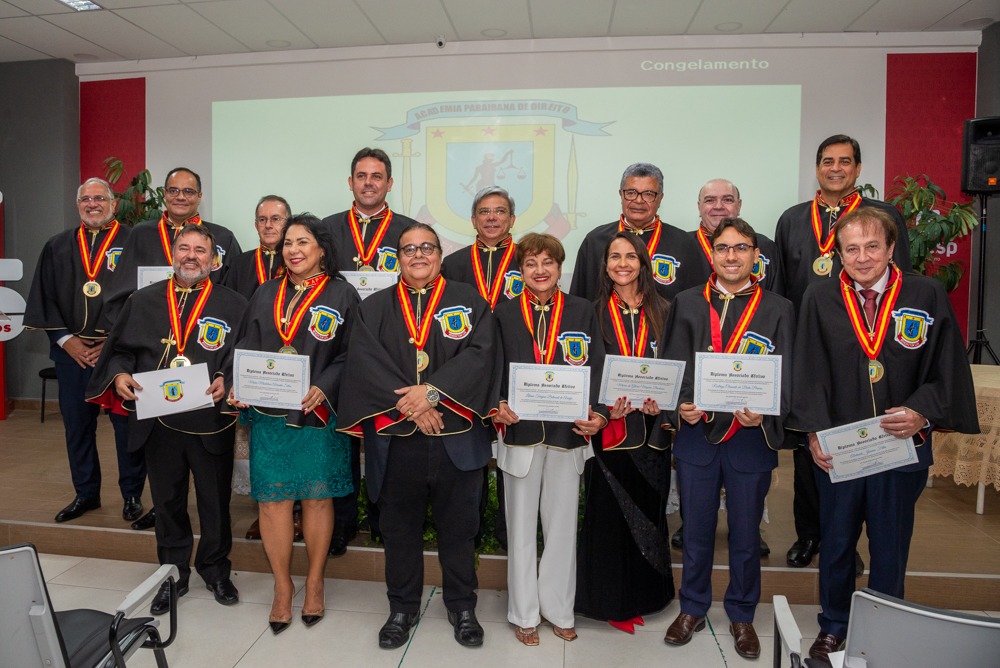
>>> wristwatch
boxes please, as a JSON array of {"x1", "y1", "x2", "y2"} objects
[{"x1": 425, "y1": 387, "x2": 440, "y2": 408}]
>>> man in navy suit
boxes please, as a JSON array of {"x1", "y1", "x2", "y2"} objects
[{"x1": 660, "y1": 218, "x2": 795, "y2": 660}]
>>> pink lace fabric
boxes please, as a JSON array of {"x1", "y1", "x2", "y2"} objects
[{"x1": 930, "y1": 365, "x2": 1000, "y2": 491}]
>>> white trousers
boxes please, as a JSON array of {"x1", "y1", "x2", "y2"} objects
[{"x1": 503, "y1": 445, "x2": 584, "y2": 629}]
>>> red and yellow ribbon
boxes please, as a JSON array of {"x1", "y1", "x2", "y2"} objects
[
  {"x1": 607, "y1": 293, "x2": 648, "y2": 357},
  {"x1": 254, "y1": 247, "x2": 284, "y2": 285},
  {"x1": 704, "y1": 279, "x2": 762, "y2": 353},
  {"x1": 349, "y1": 209, "x2": 393, "y2": 267},
  {"x1": 273, "y1": 274, "x2": 330, "y2": 349},
  {"x1": 471, "y1": 238, "x2": 516, "y2": 308},
  {"x1": 839, "y1": 265, "x2": 902, "y2": 360},
  {"x1": 397, "y1": 276, "x2": 446, "y2": 352},
  {"x1": 695, "y1": 226, "x2": 713, "y2": 264},
  {"x1": 167, "y1": 278, "x2": 212, "y2": 359},
  {"x1": 811, "y1": 191, "x2": 861, "y2": 256},
  {"x1": 618, "y1": 216, "x2": 662, "y2": 257},
  {"x1": 77, "y1": 221, "x2": 120, "y2": 283},
  {"x1": 520, "y1": 290, "x2": 565, "y2": 364},
  {"x1": 157, "y1": 213, "x2": 203, "y2": 264}
]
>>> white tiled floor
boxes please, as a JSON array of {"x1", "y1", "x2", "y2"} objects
[{"x1": 35, "y1": 554, "x2": 1000, "y2": 667}]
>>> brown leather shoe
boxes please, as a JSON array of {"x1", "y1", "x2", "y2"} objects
[
  {"x1": 663, "y1": 612, "x2": 705, "y2": 646},
  {"x1": 730, "y1": 622, "x2": 760, "y2": 659},
  {"x1": 809, "y1": 632, "x2": 844, "y2": 665}
]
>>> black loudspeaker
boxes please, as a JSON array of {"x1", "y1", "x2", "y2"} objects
[{"x1": 962, "y1": 117, "x2": 1000, "y2": 194}]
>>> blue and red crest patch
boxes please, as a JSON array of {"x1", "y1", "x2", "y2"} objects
[
  {"x1": 196, "y1": 317, "x2": 231, "y2": 351},
  {"x1": 558, "y1": 331, "x2": 591, "y2": 366},
  {"x1": 161, "y1": 379, "x2": 184, "y2": 402},
  {"x1": 377, "y1": 247, "x2": 399, "y2": 272},
  {"x1": 308, "y1": 306, "x2": 343, "y2": 342},
  {"x1": 650, "y1": 254, "x2": 680, "y2": 285},
  {"x1": 503, "y1": 270, "x2": 524, "y2": 300},
  {"x1": 434, "y1": 305, "x2": 473, "y2": 340},
  {"x1": 751, "y1": 253, "x2": 770, "y2": 282},
  {"x1": 211, "y1": 245, "x2": 226, "y2": 272},
  {"x1": 892, "y1": 307, "x2": 934, "y2": 349},
  {"x1": 106, "y1": 247, "x2": 123, "y2": 271},
  {"x1": 736, "y1": 331, "x2": 775, "y2": 355}
]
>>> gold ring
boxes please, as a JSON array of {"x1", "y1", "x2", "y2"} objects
[{"x1": 407, "y1": 410, "x2": 414, "y2": 417}]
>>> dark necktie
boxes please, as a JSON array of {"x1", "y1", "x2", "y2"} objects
[{"x1": 860, "y1": 288, "x2": 879, "y2": 328}]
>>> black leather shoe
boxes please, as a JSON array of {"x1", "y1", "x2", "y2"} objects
[
  {"x1": 206, "y1": 578, "x2": 239, "y2": 605},
  {"x1": 786, "y1": 538, "x2": 819, "y2": 567},
  {"x1": 150, "y1": 580, "x2": 188, "y2": 616},
  {"x1": 809, "y1": 632, "x2": 844, "y2": 665},
  {"x1": 328, "y1": 533, "x2": 349, "y2": 557},
  {"x1": 54, "y1": 496, "x2": 101, "y2": 523},
  {"x1": 759, "y1": 532, "x2": 771, "y2": 557},
  {"x1": 447, "y1": 609, "x2": 484, "y2": 647},
  {"x1": 131, "y1": 508, "x2": 156, "y2": 531},
  {"x1": 856, "y1": 551, "x2": 865, "y2": 578},
  {"x1": 122, "y1": 496, "x2": 143, "y2": 522},
  {"x1": 378, "y1": 611, "x2": 418, "y2": 649},
  {"x1": 671, "y1": 525, "x2": 684, "y2": 549}
]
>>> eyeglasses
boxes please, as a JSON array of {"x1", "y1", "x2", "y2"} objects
[
  {"x1": 701, "y1": 195, "x2": 738, "y2": 206},
  {"x1": 400, "y1": 242, "x2": 440, "y2": 257},
  {"x1": 712, "y1": 243, "x2": 755, "y2": 254},
  {"x1": 476, "y1": 207, "x2": 510, "y2": 217},
  {"x1": 78, "y1": 195, "x2": 110, "y2": 204},
  {"x1": 255, "y1": 216, "x2": 287, "y2": 226},
  {"x1": 621, "y1": 189, "x2": 660, "y2": 203},
  {"x1": 165, "y1": 187, "x2": 200, "y2": 198}
]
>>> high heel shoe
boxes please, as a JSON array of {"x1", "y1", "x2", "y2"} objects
[
  {"x1": 301, "y1": 609, "x2": 325, "y2": 627},
  {"x1": 269, "y1": 616, "x2": 291, "y2": 635}
]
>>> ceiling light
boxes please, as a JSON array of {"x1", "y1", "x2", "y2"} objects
[
  {"x1": 714, "y1": 22, "x2": 742, "y2": 32},
  {"x1": 266, "y1": 40, "x2": 291, "y2": 48},
  {"x1": 481, "y1": 28, "x2": 507, "y2": 38},
  {"x1": 961, "y1": 18, "x2": 995, "y2": 29},
  {"x1": 57, "y1": 0, "x2": 102, "y2": 10}
]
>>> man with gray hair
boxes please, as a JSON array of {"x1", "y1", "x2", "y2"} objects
[
  {"x1": 24, "y1": 177, "x2": 147, "y2": 524},
  {"x1": 222, "y1": 195, "x2": 291, "y2": 299},
  {"x1": 570, "y1": 162, "x2": 701, "y2": 302}
]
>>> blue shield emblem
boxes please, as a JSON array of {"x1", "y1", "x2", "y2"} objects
[
  {"x1": 161, "y1": 379, "x2": 184, "y2": 402},
  {"x1": 751, "y1": 253, "x2": 771, "y2": 281},
  {"x1": 733, "y1": 361, "x2": 744, "y2": 372},
  {"x1": 434, "y1": 306, "x2": 474, "y2": 340},
  {"x1": 503, "y1": 270, "x2": 524, "y2": 300},
  {"x1": 377, "y1": 247, "x2": 399, "y2": 272},
  {"x1": 211, "y1": 245, "x2": 225, "y2": 272},
  {"x1": 650, "y1": 254, "x2": 680, "y2": 285},
  {"x1": 197, "y1": 317, "x2": 230, "y2": 351},
  {"x1": 557, "y1": 331, "x2": 590, "y2": 366},
  {"x1": 892, "y1": 308, "x2": 934, "y2": 349},
  {"x1": 736, "y1": 331, "x2": 775, "y2": 355},
  {"x1": 106, "y1": 247, "x2": 123, "y2": 271},
  {"x1": 308, "y1": 306, "x2": 343, "y2": 342},
  {"x1": 858, "y1": 428, "x2": 869, "y2": 439}
]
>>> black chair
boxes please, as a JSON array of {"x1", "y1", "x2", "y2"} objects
[
  {"x1": 39, "y1": 367, "x2": 57, "y2": 423},
  {"x1": 0, "y1": 542, "x2": 179, "y2": 667}
]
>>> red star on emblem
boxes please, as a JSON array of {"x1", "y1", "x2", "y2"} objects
[
  {"x1": 431, "y1": 129, "x2": 444, "y2": 138},
  {"x1": 482, "y1": 127, "x2": 496, "y2": 136},
  {"x1": 534, "y1": 127, "x2": 548, "y2": 136}
]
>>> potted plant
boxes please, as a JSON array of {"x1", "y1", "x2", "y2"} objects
[{"x1": 102, "y1": 157, "x2": 165, "y2": 227}]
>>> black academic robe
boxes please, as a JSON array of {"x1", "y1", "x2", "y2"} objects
[
  {"x1": 337, "y1": 277, "x2": 500, "y2": 500},
  {"x1": 222, "y1": 246, "x2": 284, "y2": 300},
  {"x1": 441, "y1": 238, "x2": 523, "y2": 307},
  {"x1": 86, "y1": 278, "x2": 248, "y2": 454},
  {"x1": 687, "y1": 228, "x2": 784, "y2": 294},
  {"x1": 774, "y1": 196, "x2": 911, "y2": 314},
  {"x1": 100, "y1": 218, "x2": 242, "y2": 331},
  {"x1": 233, "y1": 276, "x2": 359, "y2": 426},
  {"x1": 660, "y1": 279, "x2": 795, "y2": 467},
  {"x1": 787, "y1": 270, "x2": 979, "y2": 470},
  {"x1": 596, "y1": 297, "x2": 668, "y2": 451},
  {"x1": 494, "y1": 291, "x2": 609, "y2": 448},
  {"x1": 24, "y1": 222, "x2": 131, "y2": 348},
  {"x1": 569, "y1": 219, "x2": 703, "y2": 303},
  {"x1": 321, "y1": 208, "x2": 415, "y2": 273}
]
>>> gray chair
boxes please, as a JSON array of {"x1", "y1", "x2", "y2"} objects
[
  {"x1": 0, "y1": 543, "x2": 179, "y2": 668},
  {"x1": 773, "y1": 588, "x2": 1000, "y2": 667}
]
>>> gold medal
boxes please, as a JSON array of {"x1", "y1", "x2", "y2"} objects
[
  {"x1": 82, "y1": 281, "x2": 101, "y2": 297},
  {"x1": 278, "y1": 346, "x2": 297, "y2": 355},
  {"x1": 170, "y1": 355, "x2": 191, "y2": 368},
  {"x1": 868, "y1": 359, "x2": 884, "y2": 383},
  {"x1": 813, "y1": 255, "x2": 833, "y2": 276},
  {"x1": 360, "y1": 264, "x2": 375, "y2": 272},
  {"x1": 416, "y1": 350, "x2": 429, "y2": 372}
]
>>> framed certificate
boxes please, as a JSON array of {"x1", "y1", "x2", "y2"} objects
[
  {"x1": 341, "y1": 270, "x2": 398, "y2": 300},
  {"x1": 816, "y1": 415, "x2": 919, "y2": 483},
  {"x1": 233, "y1": 349, "x2": 311, "y2": 410},
  {"x1": 508, "y1": 362, "x2": 590, "y2": 423},
  {"x1": 693, "y1": 352, "x2": 782, "y2": 415},
  {"x1": 133, "y1": 363, "x2": 214, "y2": 420},
  {"x1": 598, "y1": 355, "x2": 684, "y2": 409},
  {"x1": 137, "y1": 265, "x2": 173, "y2": 289}
]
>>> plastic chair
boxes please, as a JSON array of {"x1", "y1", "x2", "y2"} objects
[{"x1": 0, "y1": 543, "x2": 179, "y2": 667}]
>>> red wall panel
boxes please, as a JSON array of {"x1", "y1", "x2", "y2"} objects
[{"x1": 80, "y1": 78, "x2": 146, "y2": 184}]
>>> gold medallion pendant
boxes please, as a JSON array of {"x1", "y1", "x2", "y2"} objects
[
  {"x1": 360, "y1": 264, "x2": 375, "y2": 272},
  {"x1": 82, "y1": 281, "x2": 101, "y2": 297},
  {"x1": 278, "y1": 346, "x2": 298, "y2": 355},
  {"x1": 813, "y1": 255, "x2": 833, "y2": 276},
  {"x1": 868, "y1": 359, "x2": 884, "y2": 383},
  {"x1": 170, "y1": 355, "x2": 192, "y2": 368},
  {"x1": 416, "y1": 350, "x2": 429, "y2": 372}
]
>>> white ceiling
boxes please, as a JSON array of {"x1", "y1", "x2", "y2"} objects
[{"x1": 0, "y1": 0, "x2": 996, "y2": 65}]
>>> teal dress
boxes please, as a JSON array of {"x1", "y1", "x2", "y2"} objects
[{"x1": 243, "y1": 409, "x2": 352, "y2": 502}]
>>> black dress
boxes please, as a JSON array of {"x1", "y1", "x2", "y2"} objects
[{"x1": 574, "y1": 294, "x2": 675, "y2": 621}]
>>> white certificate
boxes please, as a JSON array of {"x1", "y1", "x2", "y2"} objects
[
  {"x1": 598, "y1": 355, "x2": 685, "y2": 409},
  {"x1": 341, "y1": 271, "x2": 398, "y2": 300},
  {"x1": 233, "y1": 349, "x2": 311, "y2": 410},
  {"x1": 508, "y1": 363, "x2": 590, "y2": 423},
  {"x1": 693, "y1": 352, "x2": 782, "y2": 416},
  {"x1": 133, "y1": 363, "x2": 214, "y2": 420},
  {"x1": 816, "y1": 415, "x2": 919, "y2": 483},
  {"x1": 137, "y1": 265, "x2": 173, "y2": 289}
]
